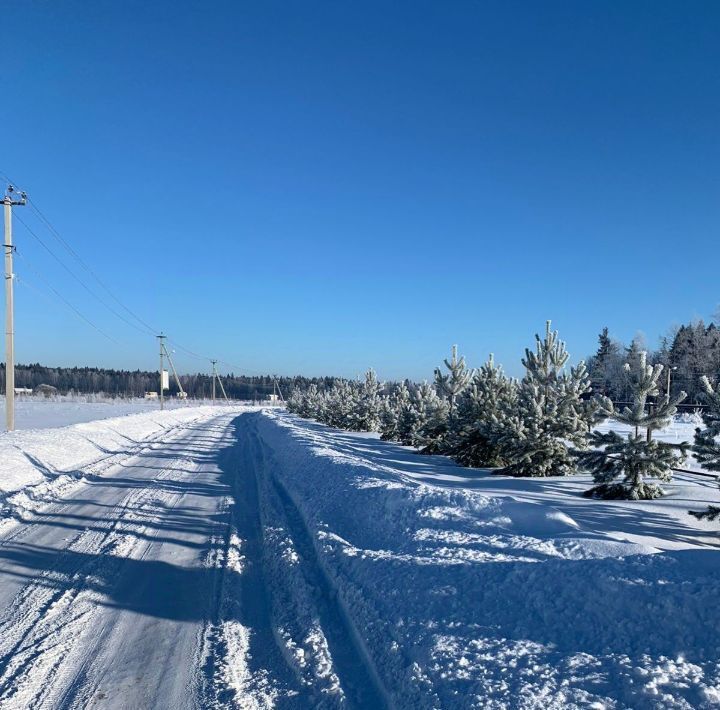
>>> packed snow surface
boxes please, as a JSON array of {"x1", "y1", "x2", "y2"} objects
[{"x1": 0, "y1": 406, "x2": 717, "y2": 708}]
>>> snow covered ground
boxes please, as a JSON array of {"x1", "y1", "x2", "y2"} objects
[
  {"x1": 0, "y1": 395, "x2": 234, "y2": 431},
  {"x1": 255, "y1": 411, "x2": 720, "y2": 708},
  {"x1": 0, "y1": 407, "x2": 717, "y2": 708}
]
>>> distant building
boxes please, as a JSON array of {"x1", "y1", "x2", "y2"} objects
[
  {"x1": 34, "y1": 384, "x2": 58, "y2": 398},
  {"x1": 13, "y1": 387, "x2": 33, "y2": 395},
  {"x1": 266, "y1": 393, "x2": 280, "y2": 403},
  {"x1": 144, "y1": 391, "x2": 159, "y2": 400}
]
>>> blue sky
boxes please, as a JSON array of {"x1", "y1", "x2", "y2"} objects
[{"x1": 2, "y1": 1, "x2": 719, "y2": 379}]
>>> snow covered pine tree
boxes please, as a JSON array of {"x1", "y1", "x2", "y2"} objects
[
  {"x1": 434, "y1": 344, "x2": 473, "y2": 415},
  {"x1": 689, "y1": 376, "x2": 720, "y2": 520},
  {"x1": 428, "y1": 345, "x2": 472, "y2": 452},
  {"x1": 450, "y1": 354, "x2": 517, "y2": 468},
  {"x1": 323, "y1": 379, "x2": 357, "y2": 429},
  {"x1": 501, "y1": 321, "x2": 607, "y2": 477},
  {"x1": 350, "y1": 368, "x2": 382, "y2": 432},
  {"x1": 414, "y1": 382, "x2": 451, "y2": 453},
  {"x1": 380, "y1": 382, "x2": 411, "y2": 441},
  {"x1": 395, "y1": 383, "x2": 425, "y2": 446},
  {"x1": 578, "y1": 351, "x2": 688, "y2": 500}
]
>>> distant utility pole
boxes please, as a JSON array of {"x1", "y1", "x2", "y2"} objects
[
  {"x1": 157, "y1": 334, "x2": 166, "y2": 411},
  {"x1": 211, "y1": 359, "x2": 216, "y2": 405},
  {"x1": 3, "y1": 185, "x2": 27, "y2": 432},
  {"x1": 211, "y1": 360, "x2": 229, "y2": 405},
  {"x1": 273, "y1": 376, "x2": 285, "y2": 404},
  {"x1": 157, "y1": 335, "x2": 186, "y2": 410}
]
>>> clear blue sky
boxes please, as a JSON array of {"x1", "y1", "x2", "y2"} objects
[{"x1": 2, "y1": 1, "x2": 719, "y2": 379}]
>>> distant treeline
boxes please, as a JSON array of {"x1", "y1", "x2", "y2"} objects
[
  {"x1": 0, "y1": 363, "x2": 335, "y2": 400},
  {"x1": 588, "y1": 320, "x2": 720, "y2": 405}
]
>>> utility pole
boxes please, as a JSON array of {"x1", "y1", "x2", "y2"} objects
[
  {"x1": 157, "y1": 334, "x2": 166, "y2": 411},
  {"x1": 217, "y1": 365, "x2": 229, "y2": 404},
  {"x1": 3, "y1": 185, "x2": 27, "y2": 432},
  {"x1": 273, "y1": 376, "x2": 285, "y2": 404},
  {"x1": 210, "y1": 360, "x2": 229, "y2": 405},
  {"x1": 162, "y1": 345, "x2": 186, "y2": 401},
  {"x1": 211, "y1": 359, "x2": 217, "y2": 405}
]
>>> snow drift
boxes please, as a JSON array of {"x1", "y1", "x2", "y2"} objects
[{"x1": 256, "y1": 410, "x2": 720, "y2": 709}]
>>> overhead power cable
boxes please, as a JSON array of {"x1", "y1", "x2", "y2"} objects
[
  {"x1": 15, "y1": 254, "x2": 124, "y2": 347},
  {"x1": 27, "y1": 200, "x2": 159, "y2": 335},
  {"x1": 14, "y1": 212, "x2": 156, "y2": 337},
  {"x1": 2, "y1": 170, "x2": 275, "y2": 378}
]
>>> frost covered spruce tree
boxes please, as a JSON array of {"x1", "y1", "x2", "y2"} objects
[
  {"x1": 420, "y1": 345, "x2": 473, "y2": 452},
  {"x1": 689, "y1": 377, "x2": 720, "y2": 520},
  {"x1": 395, "y1": 384, "x2": 425, "y2": 446},
  {"x1": 577, "y1": 351, "x2": 688, "y2": 500},
  {"x1": 287, "y1": 383, "x2": 323, "y2": 419},
  {"x1": 434, "y1": 344, "x2": 473, "y2": 416},
  {"x1": 323, "y1": 379, "x2": 358, "y2": 429},
  {"x1": 349, "y1": 368, "x2": 382, "y2": 432},
  {"x1": 450, "y1": 355, "x2": 517, "y2": 468},
  {"x1": 501, "y1": 321, "x2": 607, "y2": 477},
  {"x1": 414, "y1": 382, "x2": 451, "y2": 453},
  {"x1": 380, "y1": 382, "x2": 411, "y2": 441}
]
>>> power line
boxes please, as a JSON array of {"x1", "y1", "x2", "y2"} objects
[
  {"x1": 0, "y1": 170, "x2": 157, "y2": 336},
  {"x1": 15, "y1": 254, "x2": 124, "y2": 347},
  {"x1": 14, "y1": 212, "x2": 155, "y2": 337},
  {"x1": 2, "y1": 171, "x2": 274, "y2": 379},
  {"x1": 27, "y1": 199, "x2": 159, "y2": 335}
]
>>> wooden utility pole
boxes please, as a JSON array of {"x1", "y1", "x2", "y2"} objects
[
  {"x1": 211, "y1": 359, "x2": 216, "y2": 405},
  {"x1": 211, "y1": 360, "x2": 229, "y2": 404},
  {"x1": 158, "y1": 334, "x2": 166, "y2": 411},
  {"x1": 3, "y1": 186, "x2": 26, "y2": 431},
  {"x1": 161, "y1": 343, "x2": 186, "y2": 401}
]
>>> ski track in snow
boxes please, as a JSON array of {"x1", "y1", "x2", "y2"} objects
[{"x1": 0, "y1": 407, "x2": 717, "y2": 708}]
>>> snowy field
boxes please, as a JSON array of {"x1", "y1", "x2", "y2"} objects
[
  {"x1": 0, "y1": 407, "x2": 717, "y2": 708},
  {"x1": 0, "y1": 395, "x2": 239, "y2": 431}
]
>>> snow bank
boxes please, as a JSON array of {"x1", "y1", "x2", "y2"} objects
[{"x1": 257, "y1": 411, "x2": 720, "y2": 709}]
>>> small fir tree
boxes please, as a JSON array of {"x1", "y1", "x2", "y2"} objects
[
  {"x1": 434, "y1": 345, "x2": 473, "y2": 416},
  {"x1": 286, "y1": 388, "x2": 304, "y2": 415},
  {"x1": 395, "y1": 386, "x2": 423, "y2": 446},
  {"x1": 380, "y1": 382, "x2": 410, "y2": 441},
  {"x1": 450, "y1": 355, "x2": 517, "y2": 467},
  {"x1": 287, "y1": 383, "x2": 323, "y2": 419},
  {"x1": 689, "y1": 376, "x2": 720, "y2": 521},
  {"x1": 415, "y1": 382, "x2": 451, "y2": 453},
  {"x1": 323, "y1": 379, "x2": 357, "y2": 429},
  {"x1": 351, "y1": 368, "x2": 383, "y2": 432},
  {"x1": 501, "y1": 321, "x2": 607, "y2": 477},
  {"x1": 578, "y1": 351, "x2": 688, "y2": 500}
]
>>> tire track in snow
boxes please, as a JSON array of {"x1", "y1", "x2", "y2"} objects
[
  {"x1": 199, "y1": 424, "x2": 306, "y2": 709},
  {"x1": 247, "y1": 418, "x2": 389, "y2": 710}
]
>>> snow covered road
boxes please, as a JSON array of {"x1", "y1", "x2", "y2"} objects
[
  {"x1": 0, "y1": 409, "x2": 387, "y2": 709},
  {"x1": 0, "y1": 411, "x2": 242, "y2": 708},
  {"x1": 0, "y1": 408, "x2": 718, "y2": 709}
]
